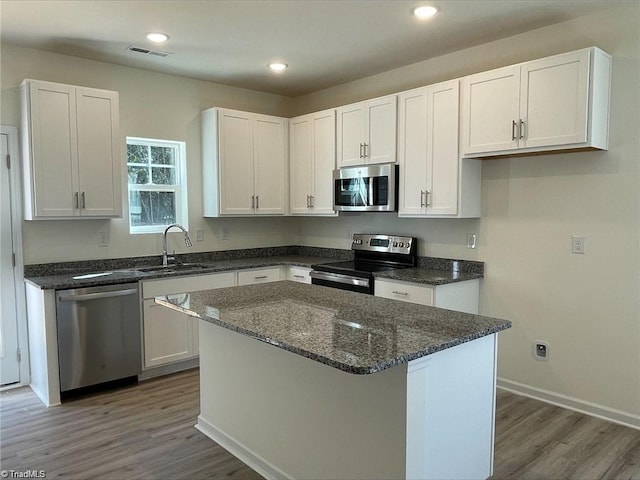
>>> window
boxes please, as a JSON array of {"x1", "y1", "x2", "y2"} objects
[{"x1": 126, "y1": 137, "x2": 188, "y2": 234}]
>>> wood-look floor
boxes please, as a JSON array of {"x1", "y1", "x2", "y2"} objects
[{"x1": 1, "y1": 369, "x2": 639, "y2": 480}]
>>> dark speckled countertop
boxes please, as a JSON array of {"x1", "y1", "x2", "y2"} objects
[
  {"x1": 156, "y1": 281, "x2": 509, "y2": 375},
  {"x1": 23, "y1": 246, "x2": 484, "y2": 290}
]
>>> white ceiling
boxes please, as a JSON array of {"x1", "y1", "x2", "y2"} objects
[{"x1": 0, "y1": 0, "x2": 621, "y2": 97}]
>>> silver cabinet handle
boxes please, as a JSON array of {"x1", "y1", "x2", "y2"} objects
[
  {"x1": 391, "y1": 290, "x2": 409, "y2": 296},
  {"x1": 512, "y1": 120, "x2": 517, "y2": 141},
  {"x1": 420, "y1": 190, "x2": 426, "y2": 207},
  {"x1": 293, "y1": 275, "x2": 305, "y2": 279},
  {"x1": 519, "y1": 119, "x2": 525, "y2": 140},
  {"x1": 254, "y1": 275, "x2": 268, "y2": 280},
  {"x1": 359, "y1": 143, "x2": 364, "y2": 158},
  {"x1": 363, "y1": 143, "x2": 368, "y2": 158},
  {"x1": 425, "y1": 190, "x2": 431, "y2": 206},
  {"x1": 74, "y1": 192, "x2": 79, "y2": 209},
  {"x1": 306, "y1": 195, "x2": 310, "y2": 208},
  {"x1": 256, "y1": 195, "x2": 259, "y2": 209},
  {"x1": 81, "y1": 192, "x2": 86, "y2": 209},
  {"x1": 251, "y1": 195, "x2": 255, "y2": 209},
  {"x1": 309, "y1": 195, "x2": 314, "y2": 208}
]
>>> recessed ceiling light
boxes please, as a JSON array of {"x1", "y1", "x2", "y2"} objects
[
  {"x1": 268, "y1": 62, "x2": 288, "y2": 72},
  {"x1": 146, "y1": 32, "x2": 169, "y2": 43},
  {"x1": 413, "y1": 5, "x2": 439, "y2": 19}
]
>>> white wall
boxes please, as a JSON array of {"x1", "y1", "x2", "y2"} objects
[
  {"x1": 2, "y1": 3, "x2": 638, "y2": 422},
  {"x1": 1, "y1": 45, "x2": 299, "y2": 263},
  {"x1": 293, "y1": 4, "x2": 640, "y2": 421}
]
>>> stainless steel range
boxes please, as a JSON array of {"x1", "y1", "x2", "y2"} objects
[{"x1": 310, "y1": 233, "x2": 417, "y2": 295}]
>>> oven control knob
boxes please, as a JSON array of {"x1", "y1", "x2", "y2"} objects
[
  {"x1": 399, "y1": 242, "x2": 404, "y2": 247},
  {"x1": 393, "y1": 242, "x2": 398, "y2": 247}
]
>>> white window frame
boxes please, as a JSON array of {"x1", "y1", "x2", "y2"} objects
[{"x1": 126, "y1": 136, "x2": 188, "y2": 234}]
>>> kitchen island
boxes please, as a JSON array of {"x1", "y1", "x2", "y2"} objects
[{"x1": 156, "y1": 280, "x2": 511, "y2": 480}]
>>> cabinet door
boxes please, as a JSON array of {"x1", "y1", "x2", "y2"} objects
[
  {"x1": 76, "y1": 88, "x2": 121, "y2": 217},
  {"x1": 375, "y1": 279, "x2": 434, "y2": 306},
  {"x1": 289, "y1": 116, "x2": 313, "y2": 214},
  {"x1": 254, "y1": 115, "x2": 286, "y2": 215},
  {"x1": 219, "y1": 110, "x2": 254, "y2": 215},
  {"x1": 462, "y1": 66, "x2": 520, "y2": 155},
  {"x1": 520, "y1": 49, "x2": 589, "y2": 149},
  {"x1": 287, "y1": 266, "x2": 311, "y2": 284},
  {"x1": 398, "y1": 87, "x2": 428, "y2": 216},
  {"x1": 366, "y1": 95, "x2": 397, "y2": 164},
  {"x1": 237, "y1": 267, "x2": 282, "y2": 285},
  {"x1": 426, "y1": 80, "x2": 459, "y2": 215},
  {"x1": 28, "y1": 81, "x2": 78, "y2": 217},
  {"x1": 311, "y1": 111, "x2": 337, "y2": 214},
  {"x1": 337, "y1": 103, "x2": 365, "y2": 167},
  {"x1": 143, "y1": 299, "x2": 193, "y2": 368}
]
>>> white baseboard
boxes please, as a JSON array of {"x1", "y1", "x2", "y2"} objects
[
  {"x1": 195, "y1": 415, "x2": 294, "y2": 480},
  {"x1": 497, "y1": 377, "x2": 640, "y2": 430}
]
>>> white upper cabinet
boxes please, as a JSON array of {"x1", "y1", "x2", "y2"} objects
[
  {"x1": 20, "y1": 79, "x2": 122, "y2": 220},
  {"x1": 461, "y1": 47, "x2": 611, "y2": 157},
  {"x1": 289, "y1": 109, "x2": 337, "y2": 216},
  {"x1": 398, "y1": 80, "x2": 481, "y2": 218},
  {"x1": 202, "y1": 108, "x2": 287, "y2": 217},
  {"x1": 337, "y1": 94, "x2": 397, "y2": 167}
]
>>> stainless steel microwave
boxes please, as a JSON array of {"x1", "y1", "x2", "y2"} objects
[{"x1": 333, "y1": 163, "x2": 398, "y2": 212}]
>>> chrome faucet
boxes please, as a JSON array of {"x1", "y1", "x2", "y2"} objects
[{"x1": 162, "y1": 223, "x2": 192, "y2": 266}]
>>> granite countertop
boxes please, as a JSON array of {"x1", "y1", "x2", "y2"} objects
[
  {"x1": 156, "y1": 280, "x2": 510, "y2": 375},
  {"x1": 23, "y1": 246, "x2": 484, "y2": 290},
  {"x1": 23, "y1": 254, "x2": 338, "y2": 290},
  {"x1": 374, "y1": 267, "x2": 484, "y2": 285}
]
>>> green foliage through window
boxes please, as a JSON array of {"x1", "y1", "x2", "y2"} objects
[{"x1": 126, "y1": 137, "x2": 187, "y2": 233}]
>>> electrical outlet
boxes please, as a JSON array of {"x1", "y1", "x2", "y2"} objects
[
  {"x1": 533, "y1": 341, "x2": 549, "y2": 361},
  {"x1": 195, "y1": 229, "x2": 204, "y2": 242},
  {"x1": 571, "y1": 235, "x2": 586, "y2": 254},
  {"x1": 467, "y1": 233, "x2": 477, "y2": 249},
  {"x1": 97, "y1": 231, "x2": 109, "y2": 247},
  {"x1": 221, "y1": 227, "x2": 229, "y2": 241},
  {"x1": 346, "y1": 227, "x2": 353, "y2": 239}
]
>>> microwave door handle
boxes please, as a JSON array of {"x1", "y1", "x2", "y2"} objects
[{"x1": 368, "y1": 178, "x2": 374, "y2": 206}]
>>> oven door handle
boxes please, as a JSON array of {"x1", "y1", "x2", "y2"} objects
[{"x1": 310, "y1": 271, "x2": 370, "y2": 288}]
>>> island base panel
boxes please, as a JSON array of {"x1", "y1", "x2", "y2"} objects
[{"x1": 198, "y1": 322, "x2": 407, "y2": 480}]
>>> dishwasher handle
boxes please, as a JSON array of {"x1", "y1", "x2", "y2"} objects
[{"x1": 58, "y1": 288, "x2": 138, "y2": 302}]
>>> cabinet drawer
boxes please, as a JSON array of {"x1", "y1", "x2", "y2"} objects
[
  {"x1": 287, "y1": 266, "x2": 311, "y2": 284},
  {"x1": 142, "y1": 271, "x2": 236, "y2": 299},
  {"x1": 237, "y1": 267, "x2": 282, "y2": 286},
  {"x1": 375, "y1": 279, "x2": 434, "y2": 306}
]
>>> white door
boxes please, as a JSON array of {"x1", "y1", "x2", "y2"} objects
[
  {"x1": 254, "y1": 115, "x2": 286, "y2": 215},
  {"x1": 289, "y1": 115, "x2": 313, "y2": 214},
  {"x1": 311, "y1": 111, "x2": 337, "y2": 214},
  {"x1": 520, "y1": 49, "x2": 589, "y2": 149},
  {"x1": 1, "y1": 132, "x2": 20, "y2": 385},
  {"x1": 462, "y1": 65, "x2": 521, "y2": 155},
  {"x1": 397, "y1": 87, "x2": 428, "y2": 216},
  {"x1": 218, "y1": 110, "x2": 254, "y2": 215},
  {"x1": 29, "y1": 80, "x2": 78, "y2": 217},
  {"x1": 365, "y1": 95, "x2": 397, "y2": 164},
  {"x1": 336, "y1": 103, "x2": 365, "y2": 167},
  {"x1": 76, "y1": 87, "x2": 121, "y2": 216},
  {"x1": 426, "y1": 80, "x2": 459, "y2": 215}
]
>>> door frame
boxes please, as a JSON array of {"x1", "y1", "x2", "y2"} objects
[{"x1": 1, "y1": 125, "x2": 30, "y2": 387}]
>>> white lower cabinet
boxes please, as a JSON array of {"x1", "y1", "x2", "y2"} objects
[
  {"x1": 287, "y1": 266, "x2": 312, "y2": 284},
  {"x1": 141, "y1": 272, "x2": 236, "y2": 369},
  {"x1": 237, "y1": 267, "x2": 282, "y2": 286},
  {"x1": 375, "y1": 278, "x2": 480, "y2": 314}
]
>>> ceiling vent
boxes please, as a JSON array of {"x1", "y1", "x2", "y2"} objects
[{"x1": 127, "y1": 46, "x2": 171, "y2": 58}]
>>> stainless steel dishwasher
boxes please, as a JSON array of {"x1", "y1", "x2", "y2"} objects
[{"x1": 56, "y1": 283, "x2": 141, "y2": 393}]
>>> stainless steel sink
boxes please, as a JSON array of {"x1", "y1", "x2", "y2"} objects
[{"x1": 131, "y1": 263, "x2": 213, "y2": 273}]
